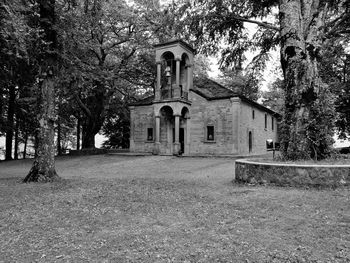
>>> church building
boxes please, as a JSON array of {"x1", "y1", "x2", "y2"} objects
[{"x1": 129, "y1": 40, "x2": 279, "y2": 156}]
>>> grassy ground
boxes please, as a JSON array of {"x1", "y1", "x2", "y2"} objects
[{"x1": 0, "y1": 155, "x2": 349, "y2": 262}]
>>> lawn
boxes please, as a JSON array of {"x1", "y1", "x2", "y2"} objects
[{"x1": 0, "y1": 155, "x2": 349, "y2": 262}]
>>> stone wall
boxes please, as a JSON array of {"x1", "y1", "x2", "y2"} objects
[
  {"x1": 238, "y1": 101, "x2": 278, "y2": 155},
  {"x1": 189, "y1": 92, "x2": 235, "y2": 155},
  {"x1": 235, "y1": 159, "x2": 350, "y2": 188},
  {"x1": 130, "y1": 105, "x2": 155, "y2": 153}
]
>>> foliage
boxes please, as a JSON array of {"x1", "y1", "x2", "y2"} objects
[
  {"x1": 261, "y1": 78, "x2": 284, "y2": 113},
  {"x1": 101, "y1": 97, "x2": 130, "y2": 149},
  {"x1": 181, "y1": 0, "x2": 350, "y2": 160},
  {"x1": 217, "y1": 68, "x2": 260, "y2": 101}
]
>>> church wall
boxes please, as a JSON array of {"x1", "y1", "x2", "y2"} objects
[
  {"x1": 189, "y1": 92, "x2": 236, "y2": 155},
  {"x1": 130, "y1": 105, "x2": 155, "y2": 153},
  {"x1": 238, "y1": 101, "x2": 279, "y2": 155}
]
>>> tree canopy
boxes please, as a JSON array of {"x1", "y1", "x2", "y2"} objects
[{"x1": 179, "y1": 0, "x2": 350, "y2": 160}]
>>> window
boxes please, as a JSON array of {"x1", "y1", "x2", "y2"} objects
[
  {"x1": 252, "y1": 110, "x2": 255, "y2": 119},
  {"x1": 147, "y1": 128, "x2": 153, "y2": 141},
  {"x1": 272, "y1": 117, "x2": 274, "y2": 131},
  {"x1": 207, "y1": 126, "x2": 214, "y2": 141},
  {"x1": 264, "y1": 114, "x2": 267, "y2": 129},
  {"x1": 266, "y1": 139, "x2": 273, "y2": 149}
]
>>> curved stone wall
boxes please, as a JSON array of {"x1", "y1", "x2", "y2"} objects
[{"x1": 235, "y1": 159, "x2": 350, "y2": 188}]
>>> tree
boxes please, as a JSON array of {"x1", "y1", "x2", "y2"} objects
[
  {"x1": 261, "y1": 78, "x2": 285, "y2": 113},
  {"x1": 24, "y1": 0, "x2": 59, "y2": 182},
  {"x1": 217, "y1": 68, "x2": 260, "y2": 101},
  {"x1": 183, "y1": 0, "x2": 350, "y2": 160}
]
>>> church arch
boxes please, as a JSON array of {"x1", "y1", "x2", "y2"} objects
[
  {"x1": 181, "y1": 106, "x2": 190, "y2": 119},
  {"x1": 159, "y1": 105, "x2": 174, "y2": 119}
]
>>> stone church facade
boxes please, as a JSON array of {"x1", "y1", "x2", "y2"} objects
[{"x1": 129, "y1": 40, "x2": 279, "y2": 156}]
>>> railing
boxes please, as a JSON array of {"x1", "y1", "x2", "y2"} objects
[{"x1": 160, "y1": 85, "x2": 189, "y2": 100}]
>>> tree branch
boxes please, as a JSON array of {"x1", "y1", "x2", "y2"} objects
[
  {"x1": 229, "y1": 14, "x2": 279, "y2": 31},
  {"x1": 326, "y1": 12, "x2": 350, "y2": 37}
]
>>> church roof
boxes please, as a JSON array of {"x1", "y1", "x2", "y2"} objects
[
  {"x1": 129, "y1": 77, "x2": 280, "y2": 117},
  {"x1": 191, "y1": 77, "x2": 237, "y2": 99}
]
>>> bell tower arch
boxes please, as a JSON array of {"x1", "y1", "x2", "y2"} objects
[{"x1": 154, "y1": 40, "x2": 195, "y2": 102}]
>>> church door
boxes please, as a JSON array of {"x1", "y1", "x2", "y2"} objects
[
  {"x1": 180, "y1": 128, "x2": 185, "y2": 154},
  {"x1": 248, "y1": 131, "x2": 252, "y2": 153}
]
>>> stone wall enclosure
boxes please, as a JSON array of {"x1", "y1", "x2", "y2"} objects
[{"x1": 235, "y1": 159, "x2": 350, "y2": 188}]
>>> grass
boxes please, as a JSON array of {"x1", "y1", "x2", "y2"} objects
[{"x1": 0, "y1": 155, "x2": 349, "y2": 262}]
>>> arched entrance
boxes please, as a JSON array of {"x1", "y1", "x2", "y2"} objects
[
  {"x1": 248, "y1": 131, "x2": 253, "y2": 153},
  {"x1": 159, "y1": 106, "x2": 174, "y2": 155}
]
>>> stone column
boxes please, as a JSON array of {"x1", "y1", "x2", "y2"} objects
[
  {"x1": 155, "y1": 62, "x2": 161, "y2": 100},
  {"x1": 153, "y1": 115, "x2": 161, "y2": 155},
  {"x1": 155, "y1": 116, "x2": 160, "y2": 143},
  {"x1": 185, "y1": 117, "x2": 191, "y2": 155},
  {"x1": 186, "y1": 64, "x2": 192, "y2": 93},
  {"x1": 173, "y1": 115, "x2": 180, "y2": 155},
  {"x1": 129, "y1": 106, "x2": 135, "y2": 152},
  {"x1": 176, "y1": 59, "x2": 180, "y2": 86}
]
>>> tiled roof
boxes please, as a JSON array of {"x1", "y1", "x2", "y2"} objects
[
  {"x1": 129, "y1": 95, "x2": 154, "y2": 106},
  {"x1": 191, "y1": 77, "x2": 238, "y2": 100}
]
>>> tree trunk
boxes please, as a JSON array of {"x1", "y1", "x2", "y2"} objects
[
  {"x1": 82, "y1": 120, "x2": 96, "y2": 149},
  {"x1": 77, "y1": 117, "x2": 81, "y2": 150},
  {"x1": 23, "y1": 131, "x2": 28, "y2": 159},
  {"x1": 57, "y1": 117, "x2": 62, "y2": 155},
  {"x1": 279, "y1": 0, "x2": 335, "y2": 160},
  {"x1": 5, "y1": 85, "x2": 16, "y2": 160},
  {"x1": 24, "y1": 0, "x2": 59, "y2": 182},
  {"x1": 14, "y1": 115, "x2": 19, "y2": 160},
  {"x1": 24, "y1": 74, "x2": 59, "y2": 182}
]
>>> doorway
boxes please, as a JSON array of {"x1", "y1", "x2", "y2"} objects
[
  {"x1": 173, "y1": 128, "x2": 185, "y2": 154},
  {"x1": 248, "y1": 131, "x2": 252, "y2": 153}
]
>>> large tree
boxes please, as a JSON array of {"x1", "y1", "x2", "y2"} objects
[
  {"x1": 23, "y1": 0, "x2": 59, "y2": 182},
  {"x1": 183, "y1": 0, "x2": 350, "y2": 160}
]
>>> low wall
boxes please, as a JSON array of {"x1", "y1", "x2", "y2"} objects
[{"x1": 235, "y1": 159, "x2": 350, "y2": 188}]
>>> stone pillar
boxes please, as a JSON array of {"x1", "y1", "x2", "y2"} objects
[
  {"x1": 230, "y1": 97, "x2": 241, "y2": 154},
  {"x1": 186, "y1": 64, "x2": 192, "y2": 92},
  {"x1": 155, "y1": 62, "x2": 161, "y2": 100},
  {"x1": 173, "y1": 115, "x2": 180, "y2": 155},
  {"x1": 176, "y1": 59, "x2": 180, "y2": 86},
  {"x1": 129, "y1": 106, "x2": 135, "y2": 152},
  {"x1": 153, "y1": 115, "x2": 161, "y2": 155},
  {"x1": 186, "y1": 117, "x2": 190, "y2": 155}
]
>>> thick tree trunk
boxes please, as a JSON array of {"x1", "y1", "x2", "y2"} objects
[
  {"x1": 82, "y1": 120, "x2": 96, "y2": 149},
  {"x1": 279, "y1": 0, "x2": 334, "y2": 160},
  {"x1": 5, "y1": 85, "x2": 16, "y2": 160},
  {"x1": 24, "y1": 75, "x2": 58, "y2": 182},
  {"x1": 24, "y1": 0, "x2": 59, "y2": 182}
]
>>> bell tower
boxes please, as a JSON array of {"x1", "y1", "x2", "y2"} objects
[
  {"x1": 154, "y1": 39, "x2": 195, "y2": 102},
  {"x1": 152, "y1": 40, "x2": 195, "y2": 155}
]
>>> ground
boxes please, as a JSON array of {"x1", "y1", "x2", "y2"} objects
[{"x1": 0, "y1": 155, "x2": 349, "y2": 262}]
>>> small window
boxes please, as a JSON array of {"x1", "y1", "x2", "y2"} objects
[
  {"x1": 272, "y1": 117, "x2": 274, "y2": 131},
  {"x1": 252, "y1": 110, "x2": 255, "y2": 119},
  {"x1": 207, "y1": 126, "x2": 214, "y2": 141},
  {"x1": 266, "y1": 139, "x2": 273, "y2": 149},
  {"x1": 147, "y1": 128, "x2": 153, "y2": 141},
  {"x1": 264, "y1": 114, "x2": 267, "y2": 129}
]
